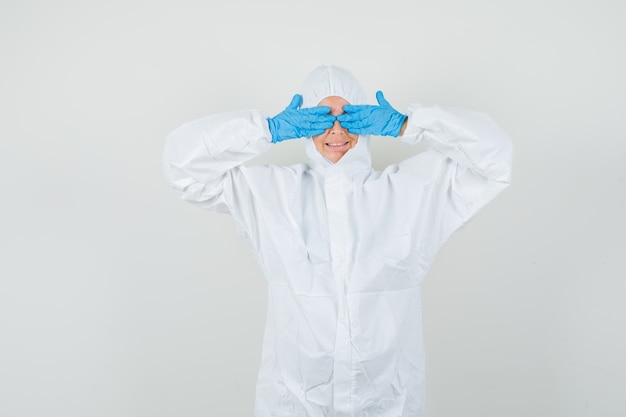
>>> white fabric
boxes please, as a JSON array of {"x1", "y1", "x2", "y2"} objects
[{"x1": 163, "y1": 64, "x2": 513, "y2": 417}]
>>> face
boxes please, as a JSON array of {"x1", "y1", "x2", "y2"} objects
[{"x1": 312, "y1": 96, "x2": 359, "y2": 163}]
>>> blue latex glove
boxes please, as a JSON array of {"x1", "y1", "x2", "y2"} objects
[
  {"x1": 337, "y1": 91, "x2": 407, "y2": 137},
  {"x1": 267, "y1": 94, "x2": 336, "y2": 143}
]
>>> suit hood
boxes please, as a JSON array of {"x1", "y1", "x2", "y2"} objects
[{"x1": 301, "y1": 65, "x2": 372, "y2": 172}]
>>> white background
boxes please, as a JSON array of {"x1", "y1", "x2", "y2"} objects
[{"x1": 1, "y1": 0, "x2": 625, "y2": 416}]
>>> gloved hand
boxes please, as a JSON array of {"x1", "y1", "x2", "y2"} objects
[
  {"x1": 267, "y1": 94, "x2": 336, "y2": 143},
  {"x1": 338, "y1": 90, "x2": 407, "y2": 137}
]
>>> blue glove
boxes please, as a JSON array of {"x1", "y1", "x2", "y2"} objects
[
  {"x1": 267, "y1": 94, "x2": 336, "y2": 143},
  {"x1": 337, "y1": 91, "x2": 407, "y2": 137}
]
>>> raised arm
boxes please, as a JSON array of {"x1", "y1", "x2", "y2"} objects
[
  {"x1": 163, "y1": 96, "x2": 335, "y2": 213},
  {"x1": 399, "y1": 103, "x2": 514, "y2": 251},
  {"x1": 400, "y1": 104, "x2": 513, "y2": 185},
  {"x1": 163, "y1": 109, "x2": 273, "y2": 213}
]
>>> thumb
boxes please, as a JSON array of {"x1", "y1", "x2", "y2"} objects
[
  {"x1": 286, "y1": 94, "x2": 303, "y2": 110},
  {"x1": 376, "y1": 90, "x2": 391, "y2": 108}
]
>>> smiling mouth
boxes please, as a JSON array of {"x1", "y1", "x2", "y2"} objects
[{"x1": 326, "y1": 141, "x2": 349, "y2": 148}]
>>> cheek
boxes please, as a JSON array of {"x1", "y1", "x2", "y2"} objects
[{"x1": 312, "y1": 136, "x2": 326, "y2": 151}]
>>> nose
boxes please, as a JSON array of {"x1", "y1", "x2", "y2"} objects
[{"x1": 330, "y1": 119, "x2": 344, "y2": 134}]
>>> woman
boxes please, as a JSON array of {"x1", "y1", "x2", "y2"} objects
[{"x1": 163, "y1": 64, "x2": 513, "y2": 417}]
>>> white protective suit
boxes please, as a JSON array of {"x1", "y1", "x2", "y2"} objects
[{"x1": 163, "y1": 65, "x2": 513, "y2": 417}]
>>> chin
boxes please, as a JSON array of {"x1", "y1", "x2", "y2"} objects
[{"x1": 326, "y1": 151, "x2": 349, "y2": 163}]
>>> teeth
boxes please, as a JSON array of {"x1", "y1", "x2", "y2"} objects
[{"x1": 327, "y1": 142, "x2": 347, "y2": 147}]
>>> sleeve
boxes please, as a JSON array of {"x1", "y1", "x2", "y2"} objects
[
  {"x1": 397, "y1": 104, "x2": 514, "y2": 249},
  {"x1": 162, "y1": 109, "x2": 274, "y2": 214}
]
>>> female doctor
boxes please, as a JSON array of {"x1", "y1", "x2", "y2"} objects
[{"x1": 163, "y1": 65, "x2": 513, "y2": 417}]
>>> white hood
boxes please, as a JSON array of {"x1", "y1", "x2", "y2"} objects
[{"x1": 300, "y1": 65, "x2": 372, "y2": 171}]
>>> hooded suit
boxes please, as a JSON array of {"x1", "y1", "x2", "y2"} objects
[{"x1": 163, "y1": 65, "x2": 513, "y2": 417}]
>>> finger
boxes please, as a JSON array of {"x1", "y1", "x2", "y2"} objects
[
  {"x1": 286, "y1": 94, "x2": 302, "y2": 110},
  {"x1": 338, "y1": 119, "x2": 368, "y2": 130},
  {"x1": 342, "y1": 104, "x2": 377, "y2": 116},
  {"x1": 376, "y1": 90, "x2": 391, "y2": 108},
  {"x1": 342, "y1": 104, "x2": 365, "y2": 113},
  {"x1": 337, "y1": 113, "x2": 363, "y2": 123},
  {"x1": 345, "y1": 127, "x2": 369, "y2": 134},
  {"x1": 304, "y1": 114, "x2": 335, "y2": 125},
  {"x1": 303, "y1": 105, "x2": 331, "y2": 115},
  {"x1": 309, "y1": 119, "x2": 335, "y2": 129},
  {"x1": 307, "y1": 129, "x2": 329, "y2": 137},
  {"x1": 319, "y1": 115, "x2": 337, "y2": 125}
]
